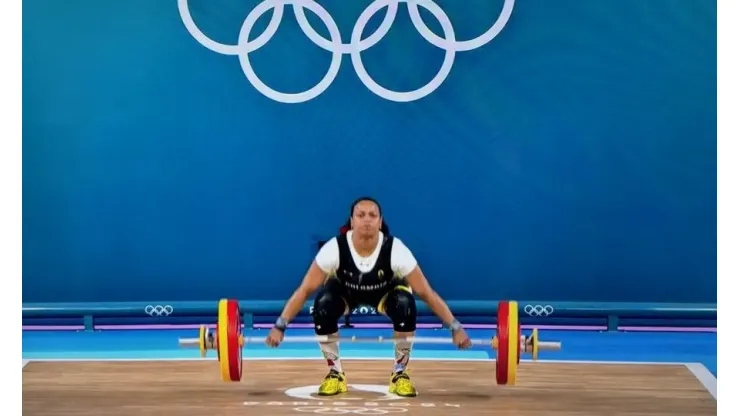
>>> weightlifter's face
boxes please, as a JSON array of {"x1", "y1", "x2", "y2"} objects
[{"x1": 351, "y1": 200, "x2": 382, "y2": 238}]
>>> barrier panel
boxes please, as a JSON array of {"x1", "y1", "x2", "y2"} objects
[{"x1": 22, "y1": 300, "x2": 716, "y2": 332}]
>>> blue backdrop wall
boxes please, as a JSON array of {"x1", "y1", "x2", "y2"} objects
[{"x1": 22, "y1": 0, "x2": 717, "y2": 303}]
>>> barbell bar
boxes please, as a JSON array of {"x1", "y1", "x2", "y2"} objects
[
  {"x1": 178, "y1": 332, "x2": 561, "y2": 352},
  {"x1": 178, "y1": 298, "x2": 563, "y2": 386}
]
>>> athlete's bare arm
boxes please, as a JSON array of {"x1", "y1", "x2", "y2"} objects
[
  {"x1": 406, "y1": 265, "x2": 470, "y2": 348},
  {"x1": 279, "y1": 261, "x2": 326, "y2": 323},
  {"x1": 405, "y1": 265, "x2": 457, "y2": 327}
]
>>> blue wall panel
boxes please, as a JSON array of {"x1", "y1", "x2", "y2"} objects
[{"x1": 22, "y1": 0, "x2": 717, "y2": 303}]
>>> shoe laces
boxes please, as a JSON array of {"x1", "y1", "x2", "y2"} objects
[
  {"x1": 325, "y1": 370, "x2": 343, "y2": 380},
  {"x1": 392, "y1": 371, "x2": 411, "y2": 383}
]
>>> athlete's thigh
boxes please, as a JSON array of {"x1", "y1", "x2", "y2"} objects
[
  {"x1": 376, "y1": 282, "x2": 413, "y2": 315},
  {"x1": 316, "y1": 277, "x2": 352, "y2": 315}
]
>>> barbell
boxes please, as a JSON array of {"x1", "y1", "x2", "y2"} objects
[{"x1": 178, "y1": 299, "x2": 562, "y2": 385}]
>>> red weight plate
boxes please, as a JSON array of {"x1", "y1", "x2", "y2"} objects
[
  {"x1": 226, "y1": 299, "x2": 243, "y2": 382},
  {"x1": 504, "y1": 302, "x2": 519, "y2": 384},
  {"x1": 496, "y1": 301, "x2": 510, "y2": 385}
]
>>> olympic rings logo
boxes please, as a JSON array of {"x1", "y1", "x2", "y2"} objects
[
  {"x1": 294, "y1": 407, "x2": 407, "y2": 415},
  {"x1": 144, "y1": 305, "x2": 174, "y2": 317},
  {"x1": 177, "y1": 0, "x2": 515, "y2": 103},
  {"x1": 523, "y1": 304, "x2": 554, "y2": 317}
]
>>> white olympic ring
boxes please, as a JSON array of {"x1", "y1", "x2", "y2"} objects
[
  {"x1": 177, "y1": 0, "x2": 515, "y2": 103},
  {"x1": 144, "y1": 305, "x2": 174, "y2": 317},
  {"x1": 523, "y1": 304, "x2": 554, "y2": 317},
  {"x1": 294, "y1": 407, "x2": 407, "y2": 415}
]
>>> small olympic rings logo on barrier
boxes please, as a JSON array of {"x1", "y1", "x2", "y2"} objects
[
  {"x1": 144, "y1": 305, "x2": 174, "y2": 317},
  {"x1": 523, "y1": 304, "x2": 554, "y2": 317}
]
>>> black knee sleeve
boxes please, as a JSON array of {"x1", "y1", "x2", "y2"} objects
[
  {"x1": 383, "y1": 289, "x2": 417, "y2": 332},
  {"x1": 312, "y1": 290, "x2": 346, "y2": 336}
]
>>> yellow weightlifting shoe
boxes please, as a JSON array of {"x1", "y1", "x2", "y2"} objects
[
  {"x1": 389, "y1": 371, "x2": 417, "y2": 397},
  {"x1": 318, "y1": 369, "x2": 347, "y2": 396}
]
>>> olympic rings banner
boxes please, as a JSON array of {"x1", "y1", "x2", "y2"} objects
[
  {"x1": 23, "y1": 0, "x2": 716, "y2": 304},
  {"x1": 177, "y1": 0, "x2": 514, "y2": 103}
]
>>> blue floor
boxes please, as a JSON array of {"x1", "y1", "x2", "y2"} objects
[{"x1": 22, "y1": 327, "x2": 717, "y2": 376}]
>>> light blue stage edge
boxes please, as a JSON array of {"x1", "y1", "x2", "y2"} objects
[{"x1": 22, "y1": 300, "x2": 716, "y2": 332}]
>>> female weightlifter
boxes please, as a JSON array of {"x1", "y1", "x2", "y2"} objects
[{"x1": 265, "y1": 197, "x2": 471, "y2": 397}]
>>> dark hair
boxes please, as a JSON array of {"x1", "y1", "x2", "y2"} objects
[{"x1": 340, "y1": 196, "x2": 390, "y2": 235}]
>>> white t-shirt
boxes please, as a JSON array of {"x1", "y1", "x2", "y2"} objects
[{"x1": 315, "y1": 231, "x2": 418, "y2": 277}]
